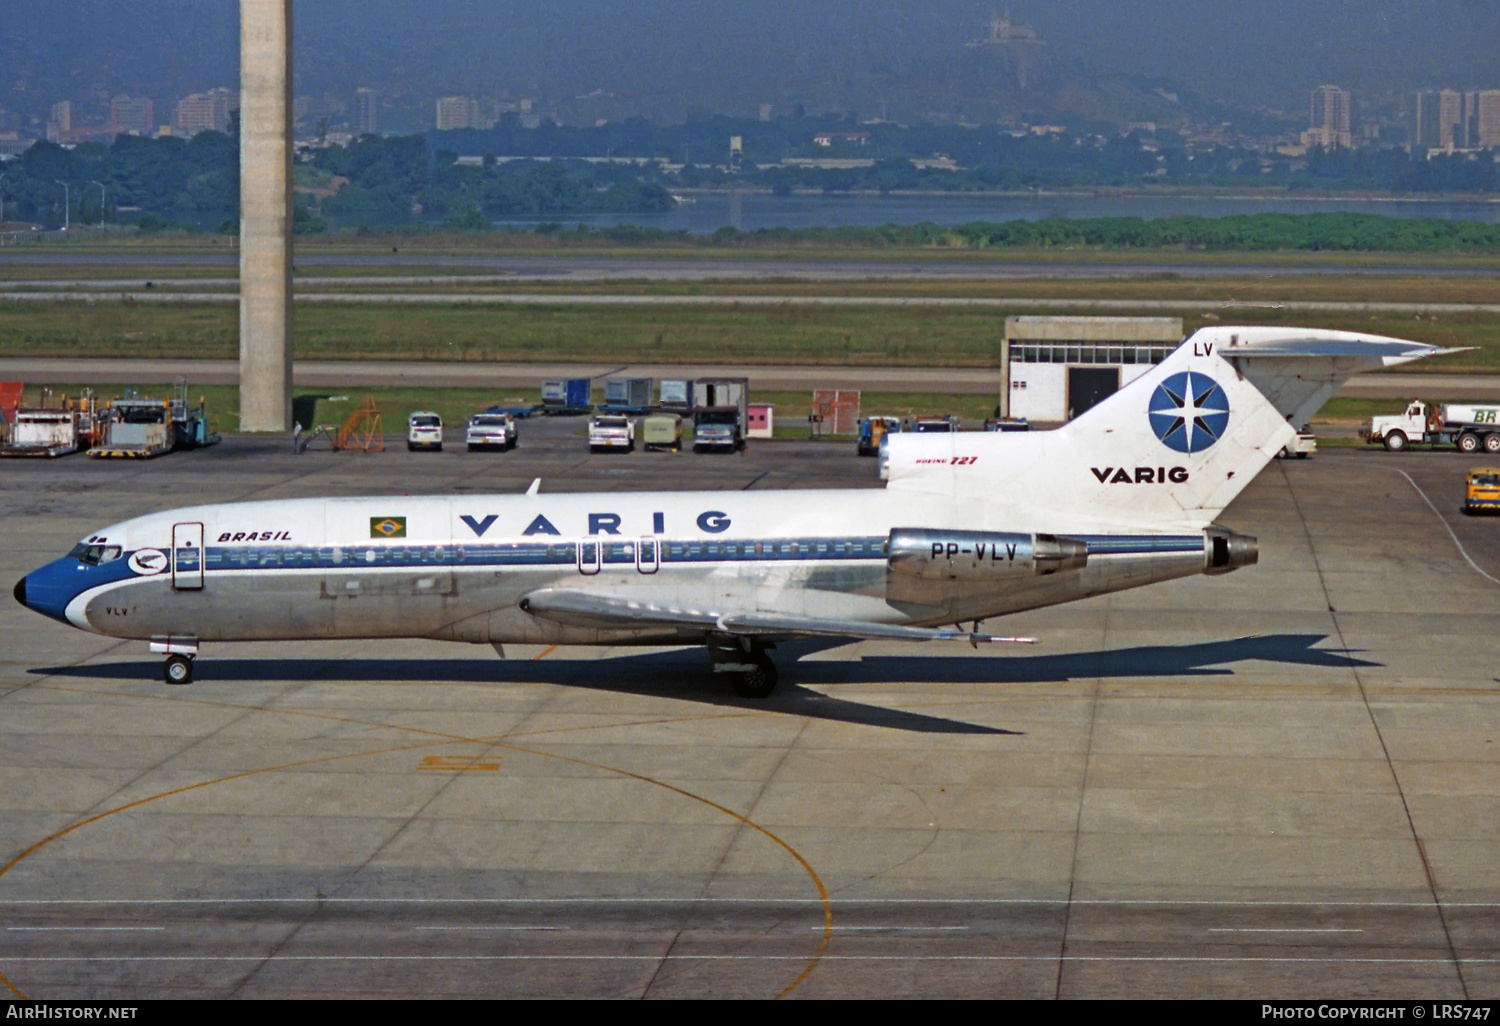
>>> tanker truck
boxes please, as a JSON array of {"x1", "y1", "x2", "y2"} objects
[{"x1": 1367, "y1": 400, "x2": 1500, "y2": 453}]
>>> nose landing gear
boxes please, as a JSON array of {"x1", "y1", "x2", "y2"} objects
[
  {"x1": 152, "y1": 637, "x2": 200, "y2": 686},
  {"x1": 163, "y1": 654, "x2": 195, "y2": 686}
]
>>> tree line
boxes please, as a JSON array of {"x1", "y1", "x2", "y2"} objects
[
  {"x1": 0, "y1": 133, "x2": 675, "y2": 232},
  {"x1": 535, "y1": 213, "x2": 1500, "y2": 253}
]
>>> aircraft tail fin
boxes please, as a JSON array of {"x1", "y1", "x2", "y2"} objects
[{"x1": 885, "y1": 327, "x2": 1453, "y2": 531}]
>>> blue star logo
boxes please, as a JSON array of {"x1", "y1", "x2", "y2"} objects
[{"x1": 1150, "y1": 372, "x2": 1230, "y2": 454}]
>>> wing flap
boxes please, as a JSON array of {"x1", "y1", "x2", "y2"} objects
[
  {"x1": 519, "y1": 589, "x2": 1035, "y2": 645},
  {"x1": 719, "y1": 611, "x2": 1034, "y2": 645}
]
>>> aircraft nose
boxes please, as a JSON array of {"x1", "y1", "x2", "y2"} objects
[{"x1": 12, "y1": 576, "x2": 24, "y2": 608}]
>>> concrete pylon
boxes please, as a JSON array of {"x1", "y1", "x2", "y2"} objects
[{"x1": 239, "y1": 0, "x2": 294, "y2": 433}]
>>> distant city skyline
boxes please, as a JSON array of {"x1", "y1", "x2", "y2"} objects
[{"x1": 2, "y1": 2, "x2": 1498, "y2": 126}]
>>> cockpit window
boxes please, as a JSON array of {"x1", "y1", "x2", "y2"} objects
[{"x1": 70, "y1": 544, "x2": 122, "y2": 566}]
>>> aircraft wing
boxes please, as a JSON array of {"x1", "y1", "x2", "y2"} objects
[{"x1": 519, "y1": 589, "x2": 1035, "y2": 646}]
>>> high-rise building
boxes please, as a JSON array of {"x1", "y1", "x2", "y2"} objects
[
  {"x1": 1478, "y1": 91, "x2": 1500, "y2": 150},
  {"x1": 1438, "y1": 90, "x2": 1463, "y2": 148},
  {"x1": 1308, "y1": 85, "x2": 1352, "y2": 148},
  {"x1": 356, "y1": 88, "x2": 378, "y2": 136},
  {"x1": 1412, "y1": 90, "x2": 1440, "y2": 149},
  {"x1": 46, "y1": 101, "x2": 72, "y2": 142},
  {"x1": 436, "y1": 96, "x2": 473, "y2": 131},
  {"x1": 110, "y1": 95, "x2": 155, "y2": 136},
  {"x1": 1462, "y1": 91, "x2": 1482, "y2": 148},
  {"x1": 174, "y1": 88, "x2": 234, "y2": 136}
]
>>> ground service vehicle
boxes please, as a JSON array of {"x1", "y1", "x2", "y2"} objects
[
  {"x1": 694, "y1": 378, "x2": 748, "y2": 453},
  {"x1": 87, "y1": 388, "x2": 216, "y2": 460},
  {"x1": 407, "y1": 412, "x2": 444, "y2": 452},
  {"x1": 1, "y1": 409, "x2": 82, "y2": 458},
  {"x1": 1467, "y1": 468, "x2": 1500, "y2": 514},
  {"x1": 603, "y1": 378, "x2": 653, "y2": 413},
  {"x1": 643, "y1": 414, "x2": 683, "y2": 452},
  {"x1": 542, "y1": 379, "x2": 593, "y2": 415},
  {"x1": 467, "y1": 413, "x2": 517, "y2": 451},
  {"x1": 858, "y1": 417, "x2": 902, "y2": 457},
  {"x1": 13, "y1": 327, "x2": 1452, "y2": 696},
  {"x1": 589, "y1": 414, "x2": 635, "y2": 453},
  {"x1": 913, "y1": 416, "x2": 959, "y2": 433},
  {"x1": 1278, "y1": 429, "x2": 1317, "y2": 459},
  {"x1": 1367, "y1": 401, "x2": 1500, "y2": 453},
  {"x1": 90, "y1": 401, "x2": 174, "y2": 460},
  {"x1": 660, "y1": 380, "x2": 694, "y2": 410},
  {"x1": 692, "y1": 410, "x2": 743, "y2": 453}
]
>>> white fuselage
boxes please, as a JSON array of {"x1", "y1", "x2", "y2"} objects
[{"x1": 30, "y1": 487, "x2": 1208, "y2": 648}]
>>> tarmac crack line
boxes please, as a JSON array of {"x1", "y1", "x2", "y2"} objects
[
  {"x1": 639, "y1": 930, "x2": 683, "y2": 1000},
  {"x1": 1279, "y1": 459, "x2": 1470, "y2": 1000},
  {"x1": 1054, "y1": 599, "x2": 1108, "y2": 1000},
  {"x1": 696, "y1": 715, "x2": 810, "y2": 900}
]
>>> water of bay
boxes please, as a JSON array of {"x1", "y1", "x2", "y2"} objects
[{"x1": 510, "y1": 191, "x2": 1500, "y2": 234}]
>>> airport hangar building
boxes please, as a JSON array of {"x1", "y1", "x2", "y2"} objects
[{"x1": 1000, "y1": 316, "x2": 1185, "y2": 423}]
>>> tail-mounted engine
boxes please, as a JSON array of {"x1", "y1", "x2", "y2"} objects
[{"x1": 888, "y1": 529, "x2": 1088, "y2": 581}]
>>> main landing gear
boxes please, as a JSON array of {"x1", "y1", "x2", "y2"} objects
[
  {"x1": 707, "y1": 636, "x2": 779, "y2": 699},
  {"x1": 152, "y1": 637, "x2": 199, "y2": 686}
]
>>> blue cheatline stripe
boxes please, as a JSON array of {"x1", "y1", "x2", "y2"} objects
[
  {"x1": 1073, "y1": 535, "x2": 1205, "y2": 555},
  {"x1": 62, "y1": 534, "x2": 1205, "y2": 595},
  {"x1": 187, "y1": 536, "x2": 895, "y2": 573}
]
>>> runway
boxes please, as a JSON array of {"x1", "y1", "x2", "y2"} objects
[
  {"x1": 1, "y1": 424, "x2": 1498, "y2": 998},
  {"x1": 1, "y1": 356, "x2": 1497, "y2": 400},
  {"x1": 3, "y1": 288, "x2": 1496, "y2": 319}
]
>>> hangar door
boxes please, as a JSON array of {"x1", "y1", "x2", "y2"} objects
[{"x1": 1068, "y1": 367, "x2": 1119, "y2": 420}]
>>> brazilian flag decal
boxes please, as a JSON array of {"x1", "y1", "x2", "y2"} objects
[{"x1": 371, "y1": 517, "x2": 407, "y2": 539}]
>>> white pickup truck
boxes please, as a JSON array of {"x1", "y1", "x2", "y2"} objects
[
  {"x1": 588, "y1": 414, "x2": 635, "y2": 453},
  {"x1": 466, "y1": 413, "x2": 517, "y2": 451},
  {"x1": 1367, "y1": 401, "x2": 1500, "y2": 453}
]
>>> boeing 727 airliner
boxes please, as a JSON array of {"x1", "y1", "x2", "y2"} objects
[{"x1": 14, "y1": 327, "x2": 1449, "y2": 696}]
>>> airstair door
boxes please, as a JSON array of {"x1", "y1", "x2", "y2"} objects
[{"x1": 172, "y1": 522, "x2": 205, "y2": 591}]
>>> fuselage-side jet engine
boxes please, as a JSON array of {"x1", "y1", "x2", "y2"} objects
[{"x1": 14, "y1": 327, "x2": 1450, "y2": 696}]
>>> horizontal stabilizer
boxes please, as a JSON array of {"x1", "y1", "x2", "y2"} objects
[
  {"x1": 1222, "y1": 336, "x2": 1465, "y2": 364},
  {"x1": 520, "y1": 589, "x2": 1035, "y2": 646}
]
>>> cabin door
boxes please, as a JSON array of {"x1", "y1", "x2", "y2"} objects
[
  {"x1": 578, "y1": 540, "x2": 602, "y2": 576},
  {"x1": 637, "y1": 538, "x2": 659, "y2": 575},
  {"x1": 172, "y1": 523, "x2": 205, "y2": 591}
]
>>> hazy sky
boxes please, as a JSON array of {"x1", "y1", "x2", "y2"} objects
[{"x1": 2, "y1": 1, "x2": 1495, "y2": 119}]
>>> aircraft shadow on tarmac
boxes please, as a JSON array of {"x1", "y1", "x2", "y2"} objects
[{"x1": 33, "y1": 633, "x2": 1374, "y2": 737}]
